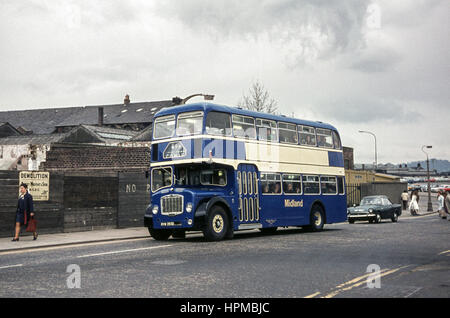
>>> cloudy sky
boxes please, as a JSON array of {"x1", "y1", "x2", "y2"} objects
[{"x1": 0, "y1": 0, "x2": 448, "y2": 164}]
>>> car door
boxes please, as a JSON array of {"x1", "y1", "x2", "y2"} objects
[{"x1": 382, "y1": 198, "x2": 394, "y2": 218}]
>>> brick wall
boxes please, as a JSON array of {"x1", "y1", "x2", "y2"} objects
[
  {"x1": 41, "y1": 144, "x2": 150, "y2": 172},
  {"x1": 343, "y1": 147, "x2": 354, "y2": 170}
]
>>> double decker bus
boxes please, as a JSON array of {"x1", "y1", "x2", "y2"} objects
[{"x1": 144, "y1": 103, "x2": 347, "y2": 241}]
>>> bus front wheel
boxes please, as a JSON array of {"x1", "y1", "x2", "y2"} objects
[
  {"x1": 149, "y1": 228, "x2": 172, "y2": 241},
  {"x1": 203, "y1": 205, "x2": 229, "y2": 241}
]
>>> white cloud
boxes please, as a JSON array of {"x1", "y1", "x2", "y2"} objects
[{"x1": 0, "y1": 0, "x2": 448, "y2": 163}]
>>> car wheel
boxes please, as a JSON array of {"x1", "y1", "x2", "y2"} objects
[
  {"x1": 391, "y1": 213, "x2": 398, "y2": 223},
  {"x1": 348, "y1": 219, "x2": 355, "y2": 224},
  {"x1": 374, "y1": 214, "x2": 382, "y2": 223},
  {"x1": 203, "y1": 205, "x2": 229, "y2": 241},
  {"x1": 149, "y1": 228, "x2": 172, "y2": 241}
]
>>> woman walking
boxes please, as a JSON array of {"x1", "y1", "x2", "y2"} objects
[
  {"x1": 409, "y1": 190, "x2": 420, "y2": 216},
  {"x1": 12, "y1": 183, "x2": 37, "y2": 241}
]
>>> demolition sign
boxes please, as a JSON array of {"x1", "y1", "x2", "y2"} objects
[{"x1": 19, "y1": 171, "x2": 50, "y2": 201}]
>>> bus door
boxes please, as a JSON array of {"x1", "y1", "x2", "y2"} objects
[{"x1": 237, "y1": 164, "x2": 260, "y2": 228}]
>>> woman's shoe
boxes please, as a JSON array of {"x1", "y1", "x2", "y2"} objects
[
  {"x1": 12, "y1": 237, "x2": 19, "y2": 242},
  {"x1": 33, "y1": 233, "x2": 38, "y2": 240}
]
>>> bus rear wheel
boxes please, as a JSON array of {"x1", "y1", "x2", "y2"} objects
[
  {"x1": 203, "y1": 205, "x2": 229, "y2": 241},
  {"x1": 149, "y1": 228, "x2": 172, "y2": 241},
  {"x1": 306, "y1": 205, "x2": 325, "y2": 232}
]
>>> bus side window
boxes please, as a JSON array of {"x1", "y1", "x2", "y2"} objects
[
  {"x1": 337, "y1": 176, "x2": 345, "y2": 194},
  {"x1": 332, "y1": 131, "x2": 342, "y2": 149},
  {"x1": 206, "y1": 111, "x2": 232, "y2": 136}
]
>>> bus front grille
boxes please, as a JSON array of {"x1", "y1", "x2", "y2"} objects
[{"x1": 161, "y1": 195, "x2": 183, "y2": 216}]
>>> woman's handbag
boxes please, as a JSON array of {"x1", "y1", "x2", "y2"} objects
[{"x1": 26, "y1": 217, "x2": 37, "y2": 232}]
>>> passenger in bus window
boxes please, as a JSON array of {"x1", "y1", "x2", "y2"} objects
[
  {"x1": 274, "y1": 183, "x2": 281, "y2": 194},
  {"x1": 262, "y1": 184, "x2": 270, "y2": 194},
  {"x1": 286, "y1": 183, "x2": 294, "y2": 193},
  {"x1": 317, "y1": 135, "x2": 325, "y2": 147}
]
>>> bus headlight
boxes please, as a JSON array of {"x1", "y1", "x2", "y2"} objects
[
  {"x1": 186, "y1": 203, "x2": 193, "y2": 213},
  {"x1": 152, "y1": 205, "x2": 159, "y2": 215}
]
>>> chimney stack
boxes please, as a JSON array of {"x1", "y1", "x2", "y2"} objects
[
  {"x1": 124, "y1": 94, "x2": 130, "y2": 106},
  {"x1": 98, "y1": 107, "x2": 104, "y2": 126}
]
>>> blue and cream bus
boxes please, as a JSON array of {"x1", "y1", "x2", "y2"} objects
[{"x1": 144, "y1": 103, "x2": 347, "y2": 241}]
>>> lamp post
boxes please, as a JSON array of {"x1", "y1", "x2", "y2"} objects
[
  {"x1": 422, "y1": 145, "x2": 433, "y2": 212},
  {"x1": 358, "y1": 130, "x2": 377, "y2": 170},
  {"x1": 172, "y1": 94, "x2": 215, "y2": 105}
]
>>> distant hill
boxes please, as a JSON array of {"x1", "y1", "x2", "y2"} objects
[
  {"x1": 355, "y1": 159, "x2": 450, "y2": 174},
  {"x1": 404, "y1": 159, "x2": 450, "y2": 173}
]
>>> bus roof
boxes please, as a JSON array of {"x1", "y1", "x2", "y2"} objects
[{"x1": 154, "y1": 102, "x2": 338, "y2": 131}]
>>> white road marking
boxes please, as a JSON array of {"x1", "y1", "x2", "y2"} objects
[
  {"x1": 76, "y1": 244, "x2": 173, "y2": 258},
  {"x1": 0, "y1": 264, "x2": 23, "y2": 270},
  {"x1": 404, "y1": 287, "x2": 423, "y2": 298}
]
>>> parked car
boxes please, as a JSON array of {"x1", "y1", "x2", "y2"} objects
[
  {"x1": 408, "y1": 184, "x2": 422, "y2": 192},
  {"x1": 347, "y1": 195, "x2": 402, "y2": 224},
  {"x1": 431, "y1": 185, "x2": 442, "y2": 193}
]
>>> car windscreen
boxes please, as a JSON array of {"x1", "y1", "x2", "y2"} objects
[{"x1": 360, "y1": 197, "x2": 382, "y2": 205}]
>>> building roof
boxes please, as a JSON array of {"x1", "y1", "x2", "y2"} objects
[
  {"x1": 0, "y1": 122, "x2": 22, "y2": 137},
  {"x1": 0, "y1": 133, "x2": 70, "y2": 145},
  {"x1": 0, "y1": 125, "x2": 140, "y2": 146},
  {"x1": 130, "y1": 125, "x2": 153, "y2": 141},
  {"x1": 81, "y1": 125, "x2": 139, "y2": 143},
  {"x1": 0, "y1": 100, "x2": 173, "y2": 134}
]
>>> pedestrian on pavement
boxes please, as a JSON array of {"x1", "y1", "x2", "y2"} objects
[
  {"x1": 12, "y1": 183, "x2": 37, "y2": 242},
  {"x1": 401, "y1": 190, "x2": 409, "y2": 210},
  {"x1": 409, "y1": 190, "x2": 420, "y2": 216},
  {"x1": 437, "y1": 190, "x2": 446, "y2": 219},
  {"x1": 444, "y1": 190, "x2": 450, "y2": 221}
]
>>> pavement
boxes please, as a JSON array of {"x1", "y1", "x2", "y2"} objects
[
  {"x1": 0, "y1": 191, "x2": 445, "y2": 253},
  {"x1": 0, "y1": 227, "x2": 149, "y2": 253}
]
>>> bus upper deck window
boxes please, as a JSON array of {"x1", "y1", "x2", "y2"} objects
[
  {"x1": 153, "y1": 115, "x2": 175, "y2": 139},
  {"x1": 332, "y1": 131, "x2": 342, "y2": 149},
  {"x1": 206, "y1": 111, "x2": 232, "y2": 136},
  {"x1": 316, "y1": 128, "x2": 333, "y2": 148},
  {"x1": 256, "y1": 119, "x2": 278, "y2": 142},
  {"x1": 232, "y1": 115, "x2": 256, "y2": 139},
  {"x1": 177, "y1": 111, "x2": 203, "y2": 136},
  {"x1": 279, "y1": 122, "x2": 298, "y2": 144},
  {"x1": 299, "y1": 125, "x2": 317, "y2": 146}
]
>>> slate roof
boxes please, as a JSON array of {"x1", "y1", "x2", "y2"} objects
[
  {"x1": 0, "y1": 125, "x2": 140, "y2": 146},
  {"x1": 81, "y1": 125, "x2": 139, "y2": 143},
  {"x1": 0, "y1": 100, "x2": 173, "y2": 135},
  {"x1": 0, "y1": 133, "x2": 70, "y2": 145}
]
